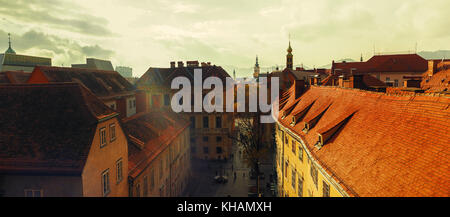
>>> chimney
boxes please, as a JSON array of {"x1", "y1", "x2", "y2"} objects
[
  {"x1": 187, "y1": 60, "x2": 199, "y2": 67},
  {"x1": 350, "y1": 74, "x2": 364, "y2": 89},
  {"x1": 313, "y1": 75, "x2": 321, "y2": 86},
  {"x1": 294, "y1": 79, "x2": 305, "y2": 98},
  {"x1": 170, "y1": 61, "x2": 176, "y2": 68},
  {"x1": 309, "y1": 77, "x2": 315, "y2": 85},
  {"x1": 177, "y1": 61, "x2": 184, "y2": 68},
  {"x1": 338, "y1": 75, "x2": 344, "y2": 87}
]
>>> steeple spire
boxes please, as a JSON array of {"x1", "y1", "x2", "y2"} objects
[
  {"x1": 5, "y1": 33, "x2": 16, "y2": 54},
  {"x1": 286, "y1": 37, "x2": 293, "y2": 70}
]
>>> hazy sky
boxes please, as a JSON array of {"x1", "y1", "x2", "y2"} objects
[{"x1": 1, "y1": 0, "x2": 449, "y2": 77}]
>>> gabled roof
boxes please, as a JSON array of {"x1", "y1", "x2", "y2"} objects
[
  {"x1": 136, "y1": 65, "x2": 231, "y2": 88},
  {"x1": 122, "y1": 111, "x2": 189, "y2": 179},
  {"x1": 332, "y1": 54, "x2": 428, "y2": 74},
  {"x1": 0, "y1": 83, "x2": 117, "y2": 175},
  {"x1": 28, "y1": 66, "x2": 136, "y2": 100},
  {"x1": 278, "y1": 85, "x2": 450, "y2": 197},
  {"x1": 0, "y1": 71, "x2": 31, "y2": 84}
]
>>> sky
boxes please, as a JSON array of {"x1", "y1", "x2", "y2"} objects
[{"x1": 1, "y1": 0, "x2": 450, "y2": 77}]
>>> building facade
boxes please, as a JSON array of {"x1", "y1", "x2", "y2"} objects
[
  {"x1": 124, "y1": 112, "x2": 191, "y2": 197},
  {"x1": 0, "y1": 83, "x2": 129, "y2": 197},
  {"x1": 136, "y1": 61, "x2": 235, "y2": 161}
]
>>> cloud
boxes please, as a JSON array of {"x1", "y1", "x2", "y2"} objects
[{"x1": 0, "y1": 0, "x2": 114, "y2": 37}]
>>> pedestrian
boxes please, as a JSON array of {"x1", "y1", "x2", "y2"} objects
[{"x1": 234, "y1": 172, "x2": 237, "y2": 179}]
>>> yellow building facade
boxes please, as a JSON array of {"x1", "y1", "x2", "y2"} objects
[{"x1": 275, "y1": 123, "x2": 347, "y2": 197}]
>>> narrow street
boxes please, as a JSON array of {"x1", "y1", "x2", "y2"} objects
[{"x1": 186, "y1": 136, "x2": 275, "y2": 197}]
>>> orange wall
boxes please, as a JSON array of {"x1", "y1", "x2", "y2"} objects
[{"x1": 81, "y1": 116, "x2": 129, "y2": 197}]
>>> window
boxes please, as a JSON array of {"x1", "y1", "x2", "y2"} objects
[
  {"x1": 24, "y1": 189, "x2": 43, "y2": 197},
  {"x1": 311, "y1": 164, "x2": 318, "y2": 188},
  {"x1": 386, "y1": 77, "x2": 390, "y2": 82},
  {"x1": 216, "y1": 146, "x2": 223, "y2": 154},
  {"x1": 323, "y1": 181, "x2": 330, "y2": 197},
  {"x1": 203, "y1": 136, "x2": 209, "y2": 142},
  {"x1": 291, "y1": 169, "x2": 296, "y2": 189},
  {"x1": 159, "y1": 159, "x2": 163, "y2": 180},
  {"x1": 298, "y1": 178, "x2": 303, "y2": 197},
  {"x1": 135, "y1": 183, "x2": 141, "y2": 197},
  {"x1": 102, "y1": 169, "x2": 110, "y2": 196},
  {"x1": 215, "y1": 116, "x2": 222, "y2": 128},
  {"x1": 298, "y1": 146, "x2": 303, "y2": 162},
  {"x1": 116, "y1": 159, "x2": 123, "y2": 183},
  {"x1": 203, "y1": 147, "x2": 209, "y2": 154},
  {"x1": 394, "y1": 79, "x2": 399, "y2": 87},
  {"x1": 190, "y1": 116, "x2": 195, "y2": 129},
  {"x1": 100, "y1": 127, "x2": 107, "y2": 147},
  {"x1": 133, "y1": 99, "x2": 136, "y2": 108},
  {"x1": 110, "y1": 123, "x2": 116, "y2": 142},
  {"x1": 216, "y1": 136, "x2": 222, "y2": 143},
  {"x1": 203, "y1": 116, "x2": 209, "y2": 128},
  {"x1": 284, "y1": 161, "x2": 288, "y2": 177},
  {"x1": 143, "y1": 176, "x2": 148, "y2": 197},
  {"x1": 110, "y1": 104, "x2": 115, "y2": 110},
  {"x1": 291, "y1": 140, "x2": 296, "y2": 154},
  {"x1": 150, "y1": 169, "x2": 155, "y2": 192},
  {"x1": 164, "y1": 94, "x2": 170, "y2": 106},
  {"x1": 191, "y1": 146, "x2": 196, "y2": 153}
]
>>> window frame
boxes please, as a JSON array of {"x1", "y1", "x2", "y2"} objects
[
  {"x1": 102, "y1": 169, "x2": 110, "y2": 197},
  {"x1": 116, "y1": 158, "x2": 123, "y2": 184},
  {"x1": 110, "y1": 123, "x2": 116, "y2": 142},
  {"x1": 100, "y1": 127, "x2": 107, "y2": 148},
  {"x1": 203, "y1": 116, "x2": 209, "y2": 128}
]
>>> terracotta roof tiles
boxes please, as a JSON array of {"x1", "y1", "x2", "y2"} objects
[{"x1": 278, "y1": 85, "x2": 450, "y2": 196}]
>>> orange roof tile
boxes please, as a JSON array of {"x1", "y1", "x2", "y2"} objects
[{"x1": 278, "y1": 85, "x2": 450, "y2": 196}]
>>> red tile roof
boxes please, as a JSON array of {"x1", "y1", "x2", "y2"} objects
[
  {"x1": 0, "y1": 83, "x2": 117, "y2": 175},
  {"x1": 122, "y1": 111, "x2": 189, "y2": 179},
  {"x1": 28, "y1": 66, "x2": 136, "y2": 100},
  {"x1": 0, "y1": 71, "x2": 31, "y2": 84},
  {"x1": 278, "y1": 85, "x2": 450, "y2": 196},
  {"x1": 332, "y1": 54, "x2": 428, "y2": 74},
  {"x1": 421, "y1": 69, "x2": 450, "y2": 94}
]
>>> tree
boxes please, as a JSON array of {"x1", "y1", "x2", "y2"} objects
[{"x1": 230, "y1": 113, "x2": 270, "y2": 197}]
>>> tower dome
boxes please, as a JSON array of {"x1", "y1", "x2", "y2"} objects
[{"x1": 5, "y1": 33, "x2": 16, "y2": 54}]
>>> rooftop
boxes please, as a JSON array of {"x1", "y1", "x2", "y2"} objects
[
  {"x1": 0, "y1": 83, "x2": 117, "y2": 175},
  {"x1": 28, "y1": 66, "x2": 135, "y2": 100},
  {"x1": 278, "y1": 85, "x2": 450, "y2": 196},
  {"x1": 122, "y1": 111, "x2": 189, "y2": 179}
]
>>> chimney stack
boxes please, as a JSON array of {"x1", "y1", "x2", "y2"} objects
[
  {"x1": 170, "y1": 61, "x2": 176, "y2": 68},
  {"x1": 177, "y1": 61, "x2": 184, "y2": 68},
  {"x1": 294, "y1": 79, "x2": 305, "y2": 98}
]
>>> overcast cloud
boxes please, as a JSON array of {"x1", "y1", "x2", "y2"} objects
[{"x1": 0, "y1": 0, "x2": 449, "y2": 77}]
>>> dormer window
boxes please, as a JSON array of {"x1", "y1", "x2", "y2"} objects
[
  {"x1": 315, "y1": 111, "x2": 357, "y2": 149},
  {"x1": 303, "y1": 104, "x2": 331, "y2": 133}
]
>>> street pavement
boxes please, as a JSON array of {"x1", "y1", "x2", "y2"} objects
[{"x1": 185, "y1": 140, "x2": 276, "y2": 197}]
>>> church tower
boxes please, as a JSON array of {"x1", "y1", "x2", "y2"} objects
[
  {"x1": 253, "y1": 55, "x2": 260, "y2": 78},
  {"x1": 5, "y1": 33, "x2": 16, "y2": 54},
  {"x1": 286, "y1": 40, "x2": 293, "y2": 70}
]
